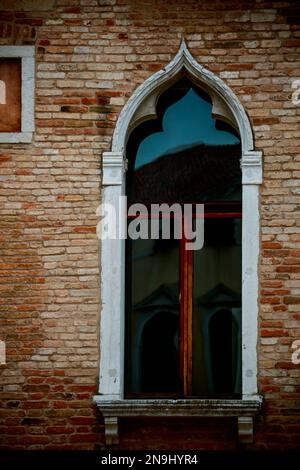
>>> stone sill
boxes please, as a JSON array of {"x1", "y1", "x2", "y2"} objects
[
  {"x1": 94, "y1": 396, "x2": 263, "y2": 446},
  {"x1": 0, "y1": 132, "x2": 33, "y2": 143}
]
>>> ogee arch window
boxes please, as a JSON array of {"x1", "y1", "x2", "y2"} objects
[{"x1": 125, "y1": 77, "x2": 242, "y2": 398}]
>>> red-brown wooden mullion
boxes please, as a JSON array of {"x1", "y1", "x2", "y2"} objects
[
  {"x1": 179, "y1": 218, "x2": 194, "y2": 397},
  {"x1": 179, "y1": 236, "x2": 184, "y2": 396}
]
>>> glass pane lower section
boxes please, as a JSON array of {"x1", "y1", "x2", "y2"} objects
[
  {"x1": 125, "y1": 220, "x2": 180, "y2": 395},
  {"x1": 192, "y1": 216, "x2": 242, "y2": 396}
]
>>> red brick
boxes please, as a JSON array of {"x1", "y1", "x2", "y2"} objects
[
  {"x1": 69, "y1": 417, "x2": 95, "y2": 425},
  {"x1": 46, "y1": 426, "x2": 74, "y2": 434},
  {"x1": 283, "y1": 296, "x2": 300, "y2": 305},
  {"x1": 261, "y1": 329, "x2": 288, "y2": 337},
  {"x1": 69, "y1": 434, "x2": 98, "y2": 443},
  {"x1": 0, "y1": 0, "x2": 299, "y2": 453}
]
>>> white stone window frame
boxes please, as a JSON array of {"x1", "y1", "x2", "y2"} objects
[
  {"x1": 0, "y1": 46, "x2": 35, "y2": 143},
  {"x1": 94, "y1": 41, "x2": 263, "y2": 446}
]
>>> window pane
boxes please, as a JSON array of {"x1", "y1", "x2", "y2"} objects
[
  {"x1": 127, "y1": 78, "x2": 241, "y2": 204},
  {"x1": 125, "y1": 77, "x2": 243, "y2": 398},
  {"x1": 0, "y1": 58, "x2": 21, "y2": 132},
  {"x1": 192, "y1": 216, "x2": 242, "y2": 396},
  {"x1": 125, "y1": 219, "x2": 180, "y2": 395}
]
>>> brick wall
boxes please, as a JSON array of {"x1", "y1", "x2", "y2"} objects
[{"x1": 0, "y1": 0, "x2": 299, "y2": 450}]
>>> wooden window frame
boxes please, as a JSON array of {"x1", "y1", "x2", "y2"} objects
[
  {"x1": 125, "y1": 202, "x2": 242, "y2": 399},
  {"x1": 181, "y1": 204, "x2": 242, "y2": 398}
]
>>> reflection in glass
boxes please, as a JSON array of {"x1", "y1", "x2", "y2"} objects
[
  {"x1": 125, "y1": 75, "x2": 243, "y2": 398},
  {"x1": 125, "y1": 220, "x2": 180, "y2": 395},
  {"x1": 209, "y1": 309, "x2": 239, "y2": 394},
  {"x1": 127, "y1": 77, "x2": 241, "y2": 204},
  {"x1": 192, "y1": 217, "x2": 242, "y2": 396}
]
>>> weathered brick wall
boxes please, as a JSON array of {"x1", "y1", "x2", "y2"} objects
[{"x1": 0, "y1": 0, "x2": 299, "y2": 450}]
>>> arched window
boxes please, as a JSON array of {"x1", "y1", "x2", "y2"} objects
[
  {"x1": 125, "y1": 77, "x2": 242, "y2": 398},
  {"x1": 94, "y1": 41, "x2": 263, "y2": 446}
]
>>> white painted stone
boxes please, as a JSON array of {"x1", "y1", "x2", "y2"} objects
[
  {"x1": 98, "y1": 185, "x2": 125, "y2": 400},
  {"x1": 242, "y1": 185, "x2": 260, "y2": 397},
  {"x1": 97, "y1": 40, "x2": 263, "y2": 406},
  {"x1": 111, "y1": 40, "x2": 257, "y2": 158},
  {"x1": 102, "y1": 152, "x2": 124, "y2": 186},
  {"x1": 93, "y1": 397, "x2": 263, "y2": 445},
  {"x1": 22, "y1": 56, "x2": 35, "y2": 133}
]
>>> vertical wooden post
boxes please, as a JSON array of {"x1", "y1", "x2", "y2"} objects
[{"x1": 180, "y1": 231, "x2": 194, "y2": 396}]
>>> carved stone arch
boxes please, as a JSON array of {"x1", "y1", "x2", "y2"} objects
[
  {"x1": 95, "y1": 41, "x2": 263, "y2": 447},
  {"x1": 112, "y1": 40, "x2": 254, "y2": 152},
  {"x1": 104, "y1": 40, "x2": 262, "y2": 185}
]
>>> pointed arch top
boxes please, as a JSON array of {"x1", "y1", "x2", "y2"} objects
[
  {"x1": 96, "y1": 40, "x2": 263, "y2": 431},
  {"x1": 112, "y1": 40, "x2": 257, "y2": 158},
  {"x1": 104, "y1": 40, "x2": 262, "y2": 186}
]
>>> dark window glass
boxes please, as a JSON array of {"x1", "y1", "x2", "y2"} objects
[
  {"x1": 209, "y1": 309, "x2": 239, "y2": 394},
  {"x1": 125, "y1": 219, "x2": 180, "y2": 396},
  {"x1": 127, "y1": 77, "x2": 241, "y2": 205},
  {"x1": 141, "y1": 312, "x2": 179, "y2": 393},
  {"x1": 125, "y1": 76, "x2": 242, "y2": 398},
  {"x1": 192, "y1": 216, "x2": 242, "y2": 396}
]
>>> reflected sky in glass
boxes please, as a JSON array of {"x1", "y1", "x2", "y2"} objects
[{"x1": 135, "y1": 89, "x2": 240, "y2": 169}]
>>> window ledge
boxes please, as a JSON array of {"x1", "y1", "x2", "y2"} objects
[
  {"x1": 93, "y1": 396, "x2": 263, "y2": 446},
  {"x1": 0, "y1": 132, "x2": 33, "y2": 143}
]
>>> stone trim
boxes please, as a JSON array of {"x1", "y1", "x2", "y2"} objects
[
  {"x1": 0, "y1": 46, "x2": 35, "y2": 143},
  {"x1": 111, "y1": 40, "x2": 259, "y2": 159},
  {"x1": 102, "y1": 151, "x2": 126, "y2": 185},
  {"x1": 241, "y1": 151, "x2": 263, "y2": 185},
  {"x1": 96, "y1": 40, "x2": 263, "y2": 444},
  {"x1": 94, "y1": 397, "x2": 263, "y2": 446}
]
